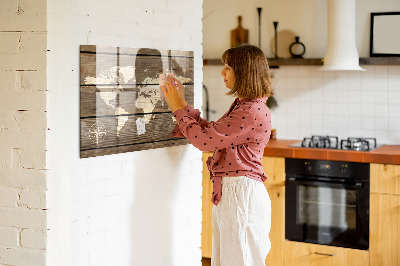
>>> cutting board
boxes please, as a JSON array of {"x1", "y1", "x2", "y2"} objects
[{"x1": 231, "y1": 16, "x2": 249, "y2": 48}]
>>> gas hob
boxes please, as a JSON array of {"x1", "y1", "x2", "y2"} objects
[{"x1": 289, "y1": 135, "x2": 382, "y2": 151}]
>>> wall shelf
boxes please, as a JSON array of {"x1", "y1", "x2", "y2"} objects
[
  {"x1": 359, "y1": 57, "x2": 400, "y2": 65},
  {"x1": 203, "y1": 57, "x2": 400, "y2": 67}
]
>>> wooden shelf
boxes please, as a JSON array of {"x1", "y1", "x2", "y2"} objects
[
  {"x1": 268, "y1": 58, "x2": 322, "y2": 67},
  {"x1": 359, "y1": 57, "x2": 400, "y2": 65},
  {"x1": 203, "y1": 58, "x2": 323, "y2": 67},
  {"x1": 203, "y1": 57, "x2": 400, "y2": 67}
]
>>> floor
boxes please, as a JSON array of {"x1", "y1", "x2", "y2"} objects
[{"x1": 202, "y1": 257, "x2": 211, "y2": 266}]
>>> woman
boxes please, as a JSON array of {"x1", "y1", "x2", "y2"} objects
[{"x1": 161, "y1": 44, "x2": 273, "y2": 266}]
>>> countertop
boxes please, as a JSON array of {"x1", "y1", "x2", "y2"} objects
[{"x1": 263, "y1": 139, "x2": 400, "y2": 165}]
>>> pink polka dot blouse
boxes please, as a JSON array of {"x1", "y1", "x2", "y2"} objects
[{"x1": 170, "y1": 97, "x2": 272, "y2": 206}]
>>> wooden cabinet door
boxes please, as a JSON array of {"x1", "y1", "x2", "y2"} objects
[
  {"x1": 264, "y1": 184, "x2": 284, "y2": 266},
  {"x1": 262, "y1": 156, "x2": 285, "y2": 186},
  {"x1": 284, "y1": 241, "x2": 369, "y2": 266},
  {"x1": 370, "y1": 193, "x2": 400, "y2": 266},
  {"x1": 370, "y1": 163, "x2": 400, "y2": 195},
  {"x1": 201, "y1": 152, "x2": 213, "y2": 258}
]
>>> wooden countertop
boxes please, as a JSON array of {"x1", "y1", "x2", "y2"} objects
[{"x1": 263, "y1": 139, "x2": 400, "y2": 165}]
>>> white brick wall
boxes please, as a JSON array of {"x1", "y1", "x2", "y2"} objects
[
  {"x1": 46, "y1": 0, "x2": 203, "y2": 266},
  {"x1": 0, "y1": 0, "x2": 47, "y2": 265}
]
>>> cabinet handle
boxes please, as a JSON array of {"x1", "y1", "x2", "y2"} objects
[{"x1": 314, "y1": 252, "x2": 335, "y2": 257}]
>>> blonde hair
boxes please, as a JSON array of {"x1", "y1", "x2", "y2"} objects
[{"x1": 221, "y1": 45, "x2": 273, "y2": 99}]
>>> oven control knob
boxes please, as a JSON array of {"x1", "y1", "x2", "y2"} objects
[
  {"x1": 304, "y1": 161, "x2": 312, "y2": 171},
  {"x1": 340, "y1": 164, "x2": 347, "y2": 174}
]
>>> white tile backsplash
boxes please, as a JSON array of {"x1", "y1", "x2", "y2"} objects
[{"x1": 204, "y1": 65, "x2": 400, "y2": 144}]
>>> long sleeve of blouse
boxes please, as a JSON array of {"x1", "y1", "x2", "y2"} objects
[
  {"x1": 169, "y1": 104, "x2": 210, "y2": 138},
  {"x1": 172, "y1": 105, "x2": 256, "y2": 152}
]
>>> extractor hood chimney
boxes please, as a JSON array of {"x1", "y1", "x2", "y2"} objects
[{"x1": 320, "y1": 0, "x2": 365, "y2": 71}]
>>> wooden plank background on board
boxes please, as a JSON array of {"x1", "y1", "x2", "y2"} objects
[{"x1": 80, "y1": 45, "x2": 194, "y2": 158}]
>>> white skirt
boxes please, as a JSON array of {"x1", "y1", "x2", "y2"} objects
[{"x1": 212, "y1": 176, "x2": 271, "y2": 266}]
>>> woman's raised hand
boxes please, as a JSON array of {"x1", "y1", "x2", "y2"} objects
[
  {"x1": 161, "y1": 74, "x2": 184, "y2": 113},
  {"x1": 169, "y1": 75, "x2": 187, "y2": 108}
]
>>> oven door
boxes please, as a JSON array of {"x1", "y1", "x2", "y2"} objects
[{"x1": 285, "y1": 177, "x2": 369, "y2": 250}]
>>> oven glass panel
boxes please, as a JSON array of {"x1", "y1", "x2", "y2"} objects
[{"x1": 297, "y1": 186, "x2": 357, "y2": 230}]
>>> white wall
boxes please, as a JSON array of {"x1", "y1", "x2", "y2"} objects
[
  {"x1": 203, "y1": 0, "x2": 400, "y2": 145},
  {"x1": 0, "y1": 0, "x2": 48, "y2": 265},
  {"x1": 203, "y1": 0, "x2": 400, "y2": 58},
  {"x1": 46, "y1": 0, "x2": 203, "y2": 265}
]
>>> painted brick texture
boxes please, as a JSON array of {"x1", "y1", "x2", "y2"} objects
[
  {"x1": 0, "y1": 0, "x2": 47, "y2": 265},
  {"x1": 46, "y1": 0, "x2": 203, "y2": 265}
]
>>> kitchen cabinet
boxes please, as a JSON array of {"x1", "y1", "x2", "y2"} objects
[
  {"x1": 201, "y1": 154, "x2": 286, "y2": 266},
  {"x1": 201, "y1": 152, "x2": 213, "y2": 258},
  {"x1": 370, "y1": 163, "x2": 400, "y2": 195},
  {"x1": 370, "y1": 163, "x2": 400, "y2": 266},
  {"x1": 261, "y1": 156, "x2": 285, "y2": 266},
  {"x1": 284, "y1": 241, "x2": 369, "y2": 266}
]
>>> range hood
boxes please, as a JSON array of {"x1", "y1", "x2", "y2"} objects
[{"x1": 320, "y1": 0, "x2": 365, "y2": 71}]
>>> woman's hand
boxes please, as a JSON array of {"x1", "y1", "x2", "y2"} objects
[
  {"x1": 161, "y1": 75, "x2": 184, "y2": 113},
  {"x1": 171, "y1": 76, "x2": 187, "y2": 108}
]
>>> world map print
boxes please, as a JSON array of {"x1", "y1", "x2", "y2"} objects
[{"x1": 80, "y1": 45, "x2": 194, "y2": 158}]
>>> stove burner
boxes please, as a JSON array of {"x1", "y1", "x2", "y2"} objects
[
  {"x1": 295, "y1": 136, "x2": 378, "y2": 151},
  {"x1": 301, "y1": 135, "x2": 339, "y2": 149},
  {"x1": 340, "y1": 137, "x2": 377, "y2": 151}
]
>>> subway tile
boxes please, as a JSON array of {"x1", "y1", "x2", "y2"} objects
[
  {"x1": 388, "y1": 104, "x2": 400, "y2": 117},
  {"x1": 348, "y1": 116, "x2": 362, "y2": 129},
  {"x1": 362, "y1": 89, "x2": 375, "y2": 104},
  {"x1": 361, "y1": 128, "x2": 375, "y2": 138},
  {"x1": 362, "y1": 116, "x2": 375, "y2": 130},
  {"x1": 322, "y1": 70, "x2": 335, "y2": 78},
  {"x1": 388, "y1": 75, "x2": 400, "y2": 91},
  {"x1": 336, "y1": 128, "x2": 349, "y2": 140},
  {"x1": 375, "y1": 104, "x2": 389, "y2": 117},
  {"x1": 388, "y1": 131, "x2": 400, "y2": 144},
  {"x1": 323, "y1": 87, "x2": 336, "y2": 103},
  {"x1": 311, "y1": 114, "x2": 324, "y2": 129},
  {"x1": 323, "y1": 115, "x2": 336, "y2": 129},
  {"x1": 388, "y1": 91, "x2": 400, "y2": 104},
  {"x1": 388, "y1": 117, "x2": 400, "y2": 131},
  {"x1": 374, "y1": 117, "x2": 389, "y2": 130},
  {"x1": 349, "y1": 128, "x2": 362, "y2": 137},
  {"x1": 374, "y1": 65, "x2": 388, "y2": 77},
  {"x1": 374, "y1": 90, "x2": 388, "y2": 104},
  {"x1": 374, "y1": 130, "x2": 389, "y2": 144},
  {"x1": 323, "y1": 103, "x2": 336, "y2": 115},
  {"x1": 336, "y1": 103, "x2": 349, "y2": 116},
  {"x1": 310, "y1": 67, "x2": 324, "y2": 77},
  {"x1": 310, "y1": 77, "x2": 324, "y2": 90},
  {"x1": 298, "y1": 77, "x2": 311, "y2": 89},
  {"x1": 336, "y1": 115, "x2": 349, "y2": 129},
  {"x1": 285, "y1": 66, "x2": 298, "y2": 77},
  {"x1": 311, "y1": 127, "x2": 324, "y2": 136},
  {"x1": 335, "y1": 72, "x2": 349, "y2": 90},
  {"x1": 361, "y1": 103, "x2": 375, "y2": 116},
  {"x1": 311, "y1": 102, "x2": 324, "y2": 113},
  {"x1": 286, "y1": 77, "x2": 299, "y2": 89},
  {"x1": 348, "y1": 90, "x2": 362, "y2": 103},
  {"x1": 374, "y1": 77, "x2": 388, "y2": 91},
  {"x1": 298, "y1": 67, "x2": 311, "y2": 78},
  {"x1": 336, "y1": 90, "x2": 349, "y2": 103},
  {"x1": 348, "y1": 77, "x2": 362, "y2": 90},
  {"x1": 348, "y1": 103, "x2": 362, "y2": 116},
  {"x1": 361, "y1": 74, "x2": 374, "y2": 91},
  {"x1": 388, "y1": 65, "x2": 400, "y2": 76}
]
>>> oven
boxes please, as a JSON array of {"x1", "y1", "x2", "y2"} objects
[{"x1": 285, "y1": 158, "x2": 370, "y2": 250}]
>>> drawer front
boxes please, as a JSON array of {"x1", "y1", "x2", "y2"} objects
[{"x1": 284, "y1": 241, "x2": 369, "y2": 266}]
